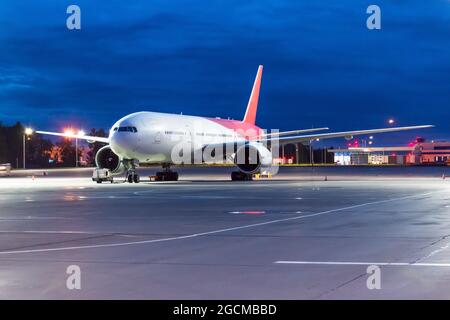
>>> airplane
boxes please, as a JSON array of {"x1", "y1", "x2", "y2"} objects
[{"x1": 37, "y1": 65, "x2": 433, "y2": 182}]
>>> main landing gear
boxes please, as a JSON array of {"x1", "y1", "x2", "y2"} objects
[
  {"x1": 231, "y1": 171, "x2": 253, "y2": 181},
  {"x1": 124, "y1": 159, "x2": 140, "y2": 183},
  {"x1": 155, "y1": 165, "x2": 179, "y2": 181},
  {"x1": 127, "y1": 171, "x2": 140, "y2": 183}
]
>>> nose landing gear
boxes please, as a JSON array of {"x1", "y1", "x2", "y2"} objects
[
  {"x1": 124, "y1": 159, "x2": 140, "y2": 183},
  {"x1": 127, "y1": 171, "x2": 140, "y2": 183}
]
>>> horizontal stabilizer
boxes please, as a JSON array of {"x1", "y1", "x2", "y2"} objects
[{"x1": 257, "y1": 127, "x2": 329, "y2": 139}]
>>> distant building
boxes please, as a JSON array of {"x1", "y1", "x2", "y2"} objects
[
  {"x1": 330, "y1": 139, "x2": 450, "y2": 165},
  {"x1": 411, "y1": 141, "x2": 450, "y2": 165}
]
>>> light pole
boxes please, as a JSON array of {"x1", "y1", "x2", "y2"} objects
[
  {"x1": 75, "y1": 137, "x2": 78, "y2": 167},
  {"x1": 309, "y1": 139, "x2": 317, "y2": 166},
  {"x1": 64, "y1": 128, "x2": 84, "y2": 167},
  {"x1": 362, "y1": 139, "x2": 367, "y2": 148},
  {"x1": 22, "y1": 135, "x2": 25, "y2": 169},
  {"x1": 76, "y1": 130, "x2": 85, "y2": 167},
  {"x1": 64, "y1": 128, "x2": 75, "y2": 166},
  {"x1": 23, "y1": 127, "x2": 33, "y2": 169},
  {"x1": 310, "y1": 138, "x2": 320, "y2": 166}
]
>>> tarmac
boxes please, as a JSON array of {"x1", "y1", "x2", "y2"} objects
[{"x1": 0, "y1": 166, "x2": 449, "y2": 299}]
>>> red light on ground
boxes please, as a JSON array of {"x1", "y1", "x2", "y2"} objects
[
  {"x1": 408, "y1": 139, "x2": 419, "y2": 147},
  {"x1": 243, "y1": 211, "x2": 265, "y2": 215}
]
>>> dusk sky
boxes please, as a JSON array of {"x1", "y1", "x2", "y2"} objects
[{"x1": 1, "y1": 0, "x2": 449, "y2": 145}]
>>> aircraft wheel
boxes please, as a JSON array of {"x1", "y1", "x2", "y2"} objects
[
  {"x1": 127, "y1": 174, "x2": 133, "y2": 183},
  {"x1": 231, "y1": 171, "x2": 252, "y2": 181},
  {"x1": 133, "y1": 174, "x2": 140, "y2": 183},
  {"x1": 155, "y1": 171, "x2": 178, "y2": 181},
  {"x1": 231, "y1": 171, "x2": 243, "y2": 181},
  {"x1": 169, "y1": 172, "x2": 179, "y2": 181},
  {"x1": 155, "y1": 172, "x2": 164, "y2": 181}
]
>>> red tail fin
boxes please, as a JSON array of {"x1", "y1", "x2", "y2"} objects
[{"x1": 243, "y1": 65, "x2": 263, "y2": 125}]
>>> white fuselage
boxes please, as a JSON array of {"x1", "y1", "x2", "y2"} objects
[{"x1": 109, "y1": 111, "x2": 262, "y2": 164}]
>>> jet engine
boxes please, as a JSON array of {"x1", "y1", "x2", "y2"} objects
[
  {"x1": 235, "y1": 142, "x2": 273, "y2": 174},
  {"x1": 95, "y1": 145, "x2": 126, "y2": 175}
]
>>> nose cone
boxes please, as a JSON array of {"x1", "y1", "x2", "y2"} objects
[
  {"x1": 109, "y1": 131, "x2": 127, "y2": 156},
  {"x1": 109, "y1": 128, "x2": 138, "y2": 159},
  {"x1": 109, "y1": 112, "x2": 145, "y2": 159}
]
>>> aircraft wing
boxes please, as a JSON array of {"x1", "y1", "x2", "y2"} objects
[
  {"x1": 274, "y1": 125, "x2": 434, "y2": 144},
  {"x1": 36, "y1": 130, "x2": 109, "y2": 143},
  {"x1": 203, "y1": 125, "x2": 433, "y2": 151},
  {"x1": 257, "y1": 127, "x2": 329, "y2": 139}
]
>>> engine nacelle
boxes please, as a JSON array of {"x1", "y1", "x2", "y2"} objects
[
  {"x1": 95, "y1": 145, "x2": 126, "y2": 175},
  {"x1": 235, "y1": 142, "x2": 273, "y2": 174}
]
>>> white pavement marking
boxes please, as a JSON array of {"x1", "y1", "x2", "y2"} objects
[
  {"x1": 0, "y1": 191, "x2": 440, "y2": 255},
  {"x1": 415, "y1": 240, "x2": 450, "y2": 262},
  {"x1": 274, "y1": 261, "x2": 450, "y2": 267}
]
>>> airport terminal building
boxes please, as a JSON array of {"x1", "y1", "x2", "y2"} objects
[{"x1": 330, "y1": 140, "x2": 450, "y2": 166}]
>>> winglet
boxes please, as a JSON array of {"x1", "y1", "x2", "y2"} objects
[{"x1": 243, "y1": 65, "x2": 263, "y2": 125}]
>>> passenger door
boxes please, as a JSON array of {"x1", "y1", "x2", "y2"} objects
[{"x1": 154, "y1": 130, "x2": 161, "y2": 144}]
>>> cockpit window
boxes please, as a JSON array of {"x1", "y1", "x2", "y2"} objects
[{"x1": 117, "y1": 126, "x2": 138, "y2": 133}]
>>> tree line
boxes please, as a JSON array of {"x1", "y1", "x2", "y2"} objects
[{"x1": 0, "y1": 122, "x2": 106, "y2": 168}]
